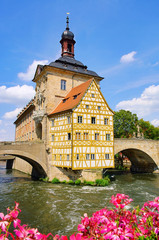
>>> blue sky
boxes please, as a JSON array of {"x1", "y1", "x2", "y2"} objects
[{"x1": 0, "y1": 0, "x2": 159, "y2": 140}]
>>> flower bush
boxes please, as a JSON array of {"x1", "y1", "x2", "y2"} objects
[{"x1": 0, "y1": 194, "x2": 159, "y2": 239}]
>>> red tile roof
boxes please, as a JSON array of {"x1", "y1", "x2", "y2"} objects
[{"x1": 49, "y1": 79, "x2": 93, "y2": 116}]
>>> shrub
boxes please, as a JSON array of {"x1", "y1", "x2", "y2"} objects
[
  {"x1": 61, "y1": 180, "x2": 67, "y2": 184},
  {"x1": 40, "y1": 177, "x2": 49, "y2": 182},
  {"x1": 75, "y1": 179, "x2": 81, "y2": 185},
  {"x1": 68, "y1": 180, "x2": 74, "y2": 184},
  {"x1": 51, "y1": 178, "x2": 60, "y2": 184},
  {"x1": 85, "y1": 181, "x2": 95, "y2": 186},
  {"x1": 95, "y1": 179, "x2": 109, "y2": 186}
]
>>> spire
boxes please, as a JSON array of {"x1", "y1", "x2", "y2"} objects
[
  {"x1": 66, "y1": 14, "x2": 69, "y2": 30},
  {"x1": 60, "y1": 14, "x2": 76, "y2": 58}
]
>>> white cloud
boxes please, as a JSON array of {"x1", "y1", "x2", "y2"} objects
[
  {"x1": 120, "y1": 51, "x2": 137, "y2": 63},
  {"x1": 151, "y1": 119, "x2": 159, "y2": 127},
  {"x1": 116, "y1": 85, "x2": 159, "y2": 118},
  {"x1": 3, "y1": 108, "x2": 22, "y2": 119},
  {"x1": 18, "y1": 60, "x2": 49, "y2": 81},
  {"x1": 0, "y1": 120, "x2": 2, "y2": 125},
  {"x1": 0, "y1": 85, "x2": 35, "y2": 106}
]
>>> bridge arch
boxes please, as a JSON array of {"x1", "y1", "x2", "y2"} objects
[
  {"x1": 116, "y1": 148, "x2": 158, "y2": 173},
  {"x1": 0, "y1": 149, "x2": 47, "y2": 178}
]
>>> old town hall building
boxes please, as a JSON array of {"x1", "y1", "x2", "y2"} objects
[{"x1": 14, "y1": 17, "x2": 114, "y2": 176}]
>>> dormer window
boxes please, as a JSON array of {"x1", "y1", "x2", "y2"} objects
[{"x1": 74, "y1": 95, "x2": 77, "y2": 99}]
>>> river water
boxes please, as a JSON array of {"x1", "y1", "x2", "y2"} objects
[{"x1": 0, "y1": 161, "x2": 159, "y2": 236}]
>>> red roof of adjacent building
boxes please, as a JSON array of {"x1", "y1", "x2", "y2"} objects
[{"x1": 49, "y1": 79, "x2": 93, "y2": 116}]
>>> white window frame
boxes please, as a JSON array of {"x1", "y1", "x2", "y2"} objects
[
  {"x1": 84, "y1": 132, "x2": 89, "y2": 140},
  {"x1": 67, "y1": 116, "x2": 71, "y2": 124},
  {"x1": 104, "y1": 118, "x2": 108, "y2": 125},
  {"x1": 106, "y1": 134, "x2": 110, "y2": 141},
  {"x1": 105, "y1": 154, "x2": 110, "y2": 160},
  {"x1": 91, "y1": 117, "x2": 96, "y2": 124},
  {"x1": 52, "y1": 135, "x2": 54, "y2": 141},
  {"x1": 76, "y1": 132, "x2": 81, "y2": 140},
  {"x1": 51, "y1": 120, "x2": 54, "y2": 127},
  {"x1": 95, "y1": 133, "x2": 99, "y2": 141},
  {"x1": 86, "y1": 154, "x2": 90, "y2": 160},
  {"x1": 61, "y1": 80, "x2": 66, "y2": 90},
  {"x1": 78, "y1": 116, "x2": 82, "y2": 123}
]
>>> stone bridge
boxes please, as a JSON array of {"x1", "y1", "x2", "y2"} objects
[
  {"x1": 0, "y1": 141, "x2": 48, "y2": 178},
  {"x1": 0, "y1": 139, "x2": 159, "y2": 178},
  {"x1": 114, "y1": 138, "x2": 159, "y2": 173}
]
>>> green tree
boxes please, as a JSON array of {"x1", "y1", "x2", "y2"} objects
[
  {"x1": 138, "y1": 119, "x2": 159, "y2": 140},
  {"x1": 114, "y1": 110, "x2": 138, "y2": 138}
]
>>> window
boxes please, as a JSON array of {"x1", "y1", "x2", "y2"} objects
[
  {"x1": 75, "y1": 132, "x2": 81, "y2": 140},
  {"x1": 86, "y1": 154, "x2": 90, "y2": 160},
  {"x1": 91, "y1": 154, "x2": 95, "y2": 160},
  {"x1": 78, "y1": 116, "x2": 82, "y2": 123},
  {"x1": 67, "y1": 154, "x2": 69, "y2": 161},
  {"x1": 68, "y1": 133, "x2": 71, "y2": 140},
  {"x1": 95, "y1": 133, "x2": 99, "y2": 140},
  {"x1": 61, "y1": 80, "x2": 66, "y2": 90},
  {"x1": 51, "y1": 120, "x2": 54, "y2": 127},
  {"x1": 106, "y1": 134, "x2": 110, "y2": 141},
  {"x1": 105, "y1": 154, "x2": 110, "y2": 160},
  {"x1": 73, "y1": 95, "x2": 77, "y2": 99},
  {"x1": 67, "y1": 44, "x2": 72, "y2": 52},
  {"x1": 84, "y1": 132, "x2": 89, "y2": 140},
  {"x1": 86, "y1": 105, "x2": 89, "y2": 109},
  {"x1": 92, "y1": 93, "x2": 95, "y2": 98},
  {"x1": 98, "y1": 106, "x2": 101, "y2": 110},
  {"x1": 60, "y1": 154, "x2": 62, "y2": 161},
  {"x1": 52, "y1": 135, "x2": 54, "y2": 141},
  {"x1": 67, "y1": 116, "x2": 71, "y2": 124},
  {"x1": 54, "y1": 155, "x2": 56, "y2": 160},
  {"x1": 76, "y1": 154, "x2": 79, "y2": 160},
  {"x1": 104, "y1": 118, "x2": 109, "y2": 125},
  {"x1": 91, "y1": 117, "x2": 96, "y2": 124}
]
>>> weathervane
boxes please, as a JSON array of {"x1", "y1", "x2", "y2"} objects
[{"x1": 66, "y1": 12, "x2": 70, "y2": 30}]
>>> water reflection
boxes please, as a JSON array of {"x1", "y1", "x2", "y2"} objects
[{"x1": 0, "y1": 162, "x2": 159, "y2": 236}]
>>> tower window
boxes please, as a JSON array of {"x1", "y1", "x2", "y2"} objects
[
  {"x1": 98, "y1": 106, "x2": 101, "y2": 110},
  {"x1": 52, "y1": 135, "x2": 54, "y2": 141},
  {"x1": 76, "y1": 154, "x2": 79, "y2": 160},
  {"x1": 91, "y1": 154, "x2": 95, "y2": 160},
  {"x1": 86, "y1": 105, "x2": 89, "y2": 109},
  {"x1": 61, "y1": 80, "x2": 66, "y2": 90},
  {"x1": 67, "y1": 44, "x2": 72, "y2": 52},
  {"x1": 67, "y1": 154, "x2": 70, "y2": 161}
]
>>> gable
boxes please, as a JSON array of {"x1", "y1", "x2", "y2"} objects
[{"x1": 73, "y1": 80, "x2": 114, "y2": 115}]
